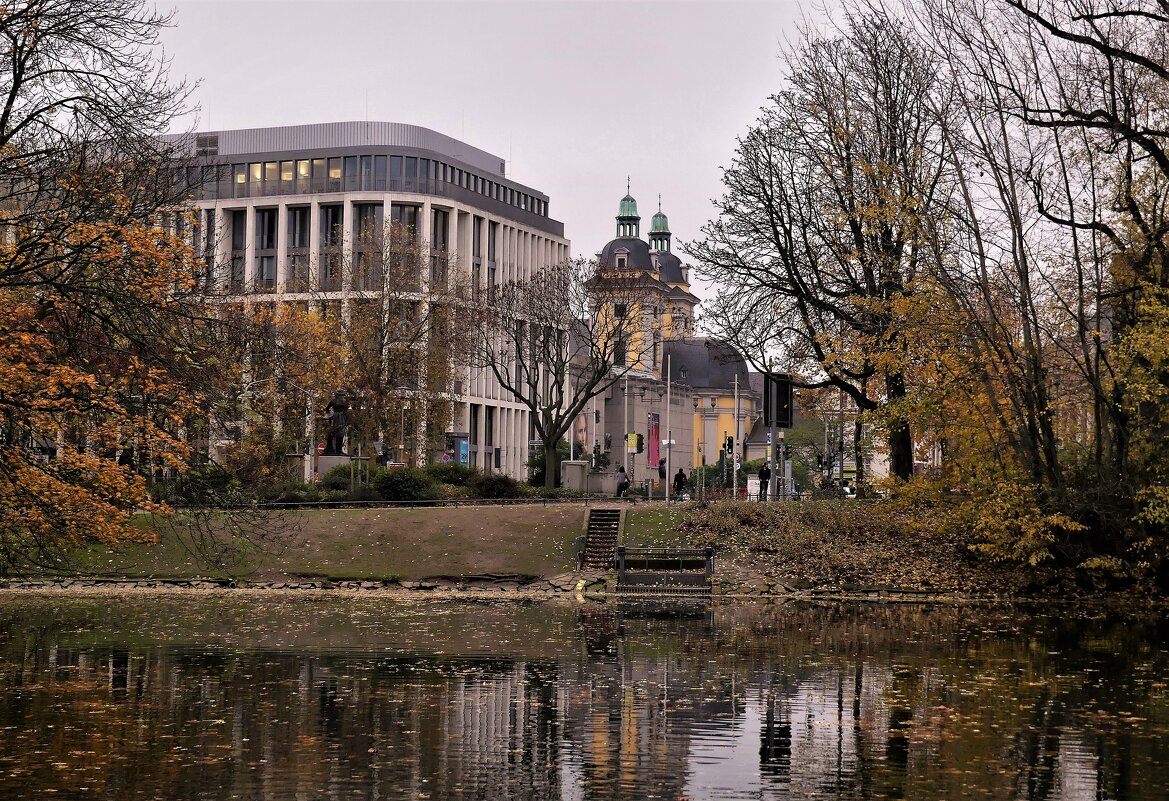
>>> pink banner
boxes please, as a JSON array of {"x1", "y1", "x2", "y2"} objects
[{"x1": 647, "y1": 412, "x2": 660, "y2": 467}]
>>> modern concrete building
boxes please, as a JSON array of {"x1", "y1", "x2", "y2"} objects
[{"x1": 163, "y1": 122, "x2": 570, "y2": 479}]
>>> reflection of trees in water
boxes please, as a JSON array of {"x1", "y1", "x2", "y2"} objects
[{"x1": 0, "y1": 603, "x2": 1167, "y2": 799}]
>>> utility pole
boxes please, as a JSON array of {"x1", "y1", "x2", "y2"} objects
[
  {"x1": 733, "y1": 373, "x2": 739, "y2": 499},
  {"x1": 665, "y1": 354, "x2": 672, "y2": 503},
  {"x1": 779, "y1": 428, "x2": 786, "y2": 502},
  {"x1": 624, "y1": 377, "x2": 630, "y2": 481}
]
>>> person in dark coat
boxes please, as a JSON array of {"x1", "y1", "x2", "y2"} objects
[
  {"x1": 673, "y1": 468, "x2": 687, "y2": 498},
  {"x1": 615, "y1": 466, "x2": 629, "y2": 497},
  {"x1": 758, "y1": 462, "x2": 772, "y2": 502}
]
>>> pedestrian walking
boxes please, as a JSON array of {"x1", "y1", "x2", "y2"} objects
[
  {"x1": 673, "y1": 468, "x2": 687, "y2": 499},
  {"x1": 758, "y1": 462, "x2": 772, "y2": 502},
  {"x1": 615, "y1": 465, "x2": 629, "y2": 497}
]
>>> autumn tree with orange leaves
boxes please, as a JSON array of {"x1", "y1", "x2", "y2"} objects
[{"x1": 0, "y1": 0, "x2": 223, "y2": 570}]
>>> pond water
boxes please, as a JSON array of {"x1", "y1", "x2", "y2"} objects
[{"x1": 0, "y1": 594, "x2": 1167, "y2": 800}]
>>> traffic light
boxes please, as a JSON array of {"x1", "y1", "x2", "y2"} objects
[
  {"x1": 725, "y1": 435, "x2": 733, "y2": 453},
  {"x1": 636, "y1": 433, "x2": 644, "y2": 453},
  {"x1": 763, "y1": 373, "x2": 794, "y2": 428}
]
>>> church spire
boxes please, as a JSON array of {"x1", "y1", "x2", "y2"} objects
[
  {"x1": 649, "y1": 196, "x2": 671, "y2": 252},
  {"x1": 616, "y1": 180, "x2": 640, "y2": 238}
]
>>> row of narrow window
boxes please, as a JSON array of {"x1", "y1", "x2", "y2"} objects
[
  {"x1": 185, "y1": 154, "x2": 548, "y2": 217},
  {"x1": 162, "y1": 205, "x2": 505, "y2": 295}
]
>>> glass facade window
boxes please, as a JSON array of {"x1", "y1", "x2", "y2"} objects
[
  {"x1": 355, "y1": 203, "x2": 384, "y2": 240},
  {"x1": 327, "y1": 158, "x2": 342, "y2": 180},
  {"x1": 320, "y1": 204, "x2": 343, "y2": 246},
  {"x1": 264, "y1": 162, "x2": 278, "y2": 184},
  {"x1": 343, "y1": 156, "x2": 358, "y2": 190},
  {"x1": 288, "y1": 206, "x2": 310, "y2": 248},
  {"x1": 201, "y1": 208, "x2": 215, "y2": 287},
  {"x1": 354, "y1": 203, "x2": 384, "y2": 291},
  {"x1": 255, "y1": 208, "x2": 277, "y2": 250},
  {"x1": 374, "y1": 155, "x2": 387, "y2": 190},
  {"x1": 255, "y1": 208, "x2": 277, "y2": 291},
  {"x1": 280, "y1": 161, "x2": 294, "y2": 183},
  {"x1": 360, "y1": 155, "x2": 372, "y2": 190},
  {"x1": 230, "y1": 210, "x2": 246, "y2": 291},
  {"x1": 319, "y1": 204, "x2": 343, "y2": 291},
  {"x1": 390, "y1": 203, "x2": 419, "y2": 232},
  {"x1": 431, "y1": 208, "x2": 448, "y2": 287},
  {"x1": 287, "y1": 206, "x2": 310, "y2": 292},
  {"x1": 390, "y1": 156, "x2": 403, "y2": 189}
]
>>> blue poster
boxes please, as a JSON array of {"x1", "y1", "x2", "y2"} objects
[{"x1": 459, "y1": 439, "x2": 469, "y2": 465}]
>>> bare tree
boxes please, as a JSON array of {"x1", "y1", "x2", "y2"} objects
[
  {"x1": 471, "y1": 259, "x2": 660, "y2": 489},
  {"x1": 234, "y1": 219, "x2": 475, "y2": 469},
  {"x1": 689, "y1": 12, "x2": 955, "y2": 481}
]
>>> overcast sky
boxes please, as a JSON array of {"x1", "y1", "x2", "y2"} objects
[{"x1": 161, "y1": 0, "x2": 820, "y2": 271}]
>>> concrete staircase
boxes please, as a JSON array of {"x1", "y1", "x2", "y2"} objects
[{"x1": 582, "y1": 508, "x2": 622, "y2": 570}]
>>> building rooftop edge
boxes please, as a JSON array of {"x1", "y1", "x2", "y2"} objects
[{"x1": 163, "y1": 121, "x2": 510, "y2": 181}]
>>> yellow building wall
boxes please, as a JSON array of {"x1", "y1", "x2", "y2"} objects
[{"x1": 691, "y1": 396, "x2": 750, "y2": 466}]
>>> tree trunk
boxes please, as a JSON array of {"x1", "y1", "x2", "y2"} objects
[
  {"x1": 886, "y1": 371, "x2": 913, "y2": 481},
  {"x1": 853, "y1": 416, "x2": 866, "y2": 496},
  {"x1": 544, "y1": 442, "x2": 558, "y2": 490}
]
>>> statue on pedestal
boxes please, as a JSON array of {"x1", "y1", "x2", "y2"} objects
[{"x1": 323, "y1": 390, "x2": 349, "y2": 455}]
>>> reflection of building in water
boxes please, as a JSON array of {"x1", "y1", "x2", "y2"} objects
[
  {"x1": 6, "y1": 606, "x2": 1168, "y2": 801},
  {"x1": 559, "y1": 605, "x2": 736, "y2": 800}
]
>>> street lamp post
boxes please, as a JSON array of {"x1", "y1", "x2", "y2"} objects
[
  {"x1": 396, "y1": 385, "x2": 410, "y2": 465},
  {"x1": 692, "y1": 396, "x2": 700, "y2": 501},
  {"x1": 664, "y1": 353, "x2": 672, "y2": 503}
]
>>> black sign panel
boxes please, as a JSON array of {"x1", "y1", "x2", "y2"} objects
[{"x1": 762, "y1": 373, "x2": 793, "y2": 428}]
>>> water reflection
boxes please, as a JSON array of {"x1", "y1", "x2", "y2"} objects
[{"x1": 0, "y1": 596, "x2": 1166, "y2": 800}]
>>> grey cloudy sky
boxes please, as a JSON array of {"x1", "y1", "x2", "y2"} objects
[{"x1": 161, "y1": 0, "x2": 818, "y2": 267}]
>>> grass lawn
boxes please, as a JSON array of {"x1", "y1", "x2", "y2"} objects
[
  {"x1": 62, "y1": 505, "x2": 586, "y2": 581},
  {"x1": 623, "y1": 505, "x2": 690, "y2": 547}
]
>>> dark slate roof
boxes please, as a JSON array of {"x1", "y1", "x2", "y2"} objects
[
  {"x1": 599, "y1": 237, "x2": 686, "y2": 284},
  {"x1": 663, "y1": 338, "x2": 750, "y2": 391}
]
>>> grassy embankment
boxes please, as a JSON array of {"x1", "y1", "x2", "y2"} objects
[
  {"x1": 63, "y1": 505, "x2": 586, "y2": 582},
  {"x1": 49, "y1": 501, "x2": 1039, "y2": 595}
]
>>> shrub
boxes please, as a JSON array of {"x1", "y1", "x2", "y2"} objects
[
  {"x1": 424, "y1": 462, "x2": 479, "y2": 486},
  {"x1": 263, "y1": 481, "x2": 320, "y2": 504},
  {"x1": 469, "y1": 472, "x2": 521, "y2": 499},
  {"x1": 371, "y1": 467, "x2": 442, "y2": 503},
  {"x1": 318, "y1": 463, "x2": 355, "y2": 492},
  {"x1": 536, "y1": 487, "x2": 587, "y2": 499}
]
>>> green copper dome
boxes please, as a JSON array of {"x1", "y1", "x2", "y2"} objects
[
  {"x1": 618, "y1": 193, "x2": 639, "y2": 219},
  {"x1": 650, "y1": 210, "x2": 669, "y2": 234}
]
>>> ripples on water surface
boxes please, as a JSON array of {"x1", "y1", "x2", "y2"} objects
[{"x1": 0, "y1": 595, "x2": 1167, "y2": 800}]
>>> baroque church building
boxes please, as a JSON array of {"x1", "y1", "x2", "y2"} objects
[{"x1": 577, "y1": 189, "x2": 760, "y2": 493}]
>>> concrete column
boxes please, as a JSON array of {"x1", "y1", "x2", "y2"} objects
[
  {"x1": 341, "y1": 199, "x2": 354, "y2": 294},
  {"x1": 243, "y1": 203, "x2": 256, "y2": 290},
  {"x1": 308, "y1": 202, "x2": 321, "y2": 292},
  {"x1": 214, "y1": 205, "x2": 230, "y2": 291},
  {"x1": 276, "y1": 202, "x2": 288, "y2": 292}
]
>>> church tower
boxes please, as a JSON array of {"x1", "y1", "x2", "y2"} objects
[
  {"x1": 616, "y1": 178, "x2": 640, "y2": 238},
  {"x1": 649, "y1": 196, "x2": 671, "y2": 253}
]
